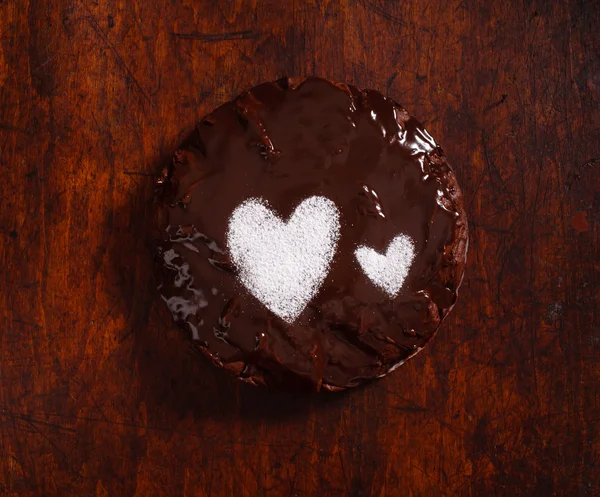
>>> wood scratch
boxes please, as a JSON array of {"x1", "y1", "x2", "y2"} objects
[
  {"x1": 123, "y1": 171, "x2": 155, "y2": 177},
  {"x1": 0, "y1": 123, "x2": 33, "y2": 136},
  {"x1": 172, "y1": 30, "x2": 257, "y2": 42},
  {"x1": 1, "y1": 410, "x2": 76, "y2": 434},
  {"x1": 81, "y1": 4, "x2": 151, "y2": 104},
  {"x1": 355, "y1": 0, "x2": 406, "y2": 26},
  {"x1": 12, "y1": 319, "x2": 42, "y2": 329}
]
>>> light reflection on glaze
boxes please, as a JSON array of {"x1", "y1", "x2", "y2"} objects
[
  {"x1": 167, "y1": 225, "x2": 225, "y2": 254},
  {"x1": 157, "y1": 248, "x2": 208, "y2": 327},
  {"x1": 361, "y1": 185, "x2": 386, "y2": 218}
]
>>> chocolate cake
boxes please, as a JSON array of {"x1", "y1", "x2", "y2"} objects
[{"x1": 153, "y1": 77, "x2": 468, "y2": 391}]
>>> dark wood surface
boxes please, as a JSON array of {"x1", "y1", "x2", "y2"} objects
[{"x1": 1, "y1": 0, "x2": 599, "y2": 495}]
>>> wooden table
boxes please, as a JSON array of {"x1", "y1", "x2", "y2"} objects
[{"x1": 1, "y1": 1, "x2": 599, "y2": 495}]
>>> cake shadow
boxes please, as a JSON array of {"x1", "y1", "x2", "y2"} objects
[
  {"x1": 133, "y1": 298, "x2": 359, "y2": 424},
  {"x1": 133, "y1": 298, "x2": 358, "y2": 424}
]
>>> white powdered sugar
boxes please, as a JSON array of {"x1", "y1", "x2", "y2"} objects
[
  {"x1": 355, "y1": 234, "x2": 415, "y2": 297},
  {"x1": 227, "y1": 196, "x2": 340, "y2": 323}
]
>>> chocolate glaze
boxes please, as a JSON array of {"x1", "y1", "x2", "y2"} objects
[{"x1": 153, "y1": 77, "x2": 468, "y2": 391}]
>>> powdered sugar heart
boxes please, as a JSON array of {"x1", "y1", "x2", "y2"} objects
[
  {"x1": 355, "y1": 235, "x2": 415, "y2": 297},
  {"x1": 227, "y1": 196, "x2": 340, "y2": 323}
]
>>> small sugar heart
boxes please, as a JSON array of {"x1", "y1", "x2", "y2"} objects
[
  {"x1": 227, "y1": 196, "x2": 340, "y2": 323},
  {"x1": 355, "y1": 235, "x2": 415, "y2": 297}
]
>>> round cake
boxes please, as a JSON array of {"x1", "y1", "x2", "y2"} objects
[{"x1": 153, "y1": 77, "x2": 468, "y2": 391}]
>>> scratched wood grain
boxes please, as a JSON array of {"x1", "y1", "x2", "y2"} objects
[{"x1": 1, "y1": 0, "x2": 599, "y2": 495}]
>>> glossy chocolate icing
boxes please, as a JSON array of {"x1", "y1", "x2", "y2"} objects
[{"x1": 153, "y1": 77, "x2": 468, "y2": 390}]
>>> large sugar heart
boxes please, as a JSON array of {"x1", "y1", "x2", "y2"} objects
[
  {"x1": 227, "y1": 196, "x2": 340, "y2": 323},
  {"x1": 355, "y1": 234, "x2": 415, "y2": 297}
]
